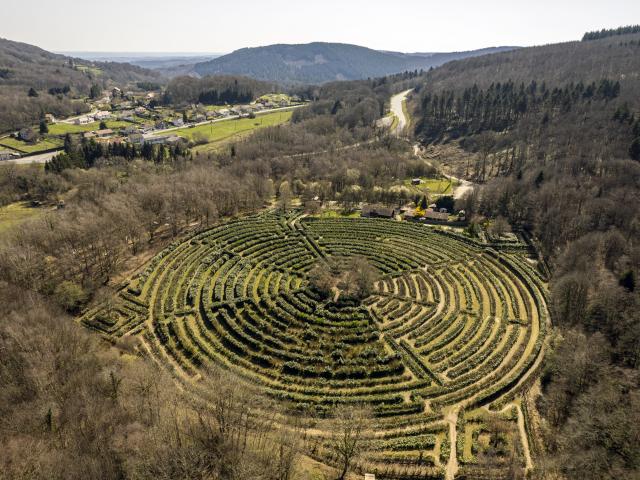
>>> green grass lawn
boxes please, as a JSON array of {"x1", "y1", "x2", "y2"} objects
[
  {"x1": 0, "y1": 137, "x2": 63, "y2": 154},
  {"x1": 403, "y1": 177, "x2": 459, "y2": 196},
  {"x1": 76, "y1": 64, "x2": 102, "y2": 76},
  {"x1": 0, "y1": 202, "x2": 44, "y2": 234},
  {"x1": 175, "y1": 110, "x2": 293, "y2": 144},
  {"x1": 257, "y1": 93, "x2": 292, "y2": 103},
  {"x1": 47, "y1": 120, "x2": 130, "y2": 135}
]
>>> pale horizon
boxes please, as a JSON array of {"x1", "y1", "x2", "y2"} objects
[{"x1": 3, "y1": 0, "x2": 639, "y2": 54}]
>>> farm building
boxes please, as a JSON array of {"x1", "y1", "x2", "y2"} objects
[
  {"x1": 411, "y1": 178, "x2": 422, "y2": 185},
  {"x1": 18, "y1": 128, "x2": 35, "y2": 141},
  {"x1": 424, "y1": 209, "x2": 449, "y2": 221},
  {"x1": 75, "y1": 116, "x2": 92, "y2": 125},
  {"x1": 361, "y1": 204, "x2": 397, "y2": 218},
  {"x1": 44, "y1": 114, "x2": 56, "y2": 123}
]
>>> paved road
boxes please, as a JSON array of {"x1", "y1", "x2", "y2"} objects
[
  {"x1": 390, "y1": 89, "x2": 413, "y2": 136},
  {"x1": 3, "y1": 150, "x2": 61, "y2": 165}
]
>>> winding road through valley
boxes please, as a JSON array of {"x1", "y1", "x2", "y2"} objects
[{"x1": 390, "y1": 89, "x2": 413, "y2": 136}]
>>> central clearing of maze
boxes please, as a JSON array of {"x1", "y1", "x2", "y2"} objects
[{"x1": 82, "y1": 211, "x2": 548, "y2": 476}]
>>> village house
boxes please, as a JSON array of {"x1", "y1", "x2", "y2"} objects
[
  {"x1": 95, "y1": 129, "x2": 114, "y2": 137},
  {"x1": 423, "y1": 209, "x2": 449, "y2": 221},
  {"x1": 117, "y1": 110, "x2": 135, "y2": 121},
  {"x1": 44, "y1": 113, "x2": 56, "y2": 124},
  {"x1": 128, "y1": 133, "x2": 144, "y2": 145},
  {"x1": 171, "y1": 118, "x2": 184, "y2": 127},
  {"x1": 361, "y1": 204, "x2": 397, "y2": 218},
  {"x1": 74, "y1": 116, "x2": 92, "y2": 125},
  {"x1": 18, "y1": 128, "x2": 35, "y2": 142},
  {"x1": 94, "y1": 111, "x2": 112, "y2": 121}
]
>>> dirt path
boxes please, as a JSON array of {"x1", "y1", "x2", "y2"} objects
[
  {"x1": 413, "y1": 143, "x2": 475, "y2": 199},
  {"x1": 493, "y1": 403, "x2": 533, "y2": 471},
  {"x1": 444, "y1": 408, "x2": 459, "y2": 480}
]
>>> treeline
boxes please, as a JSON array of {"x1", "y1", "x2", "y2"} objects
[
  {"x1": 45, "y1": 135, "x2": 190, "y2": 173},
  {"x1": 582, "y1": 24, "x2": 640, "y2": 41},
  {"x1": 162, "y1": 75, "x2": 278, "y2": 106},
  {"x1": 416, "y1": 78, "x2": 622, "y2": 142}
]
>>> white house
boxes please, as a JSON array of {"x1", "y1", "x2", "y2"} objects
[{"x1": 94, "y1": 111, "x2": 112, "y2": 121}]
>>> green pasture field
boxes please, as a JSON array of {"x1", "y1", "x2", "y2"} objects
[{"x1": 173, "y1": 110, "x2": 293, "y2": 144}]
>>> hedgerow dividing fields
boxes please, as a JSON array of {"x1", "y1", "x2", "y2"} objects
[{"x1": 81, "y1": 212, "x2": 548, "y2": 479}]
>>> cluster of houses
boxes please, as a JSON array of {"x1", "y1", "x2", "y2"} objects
[
  {"x1": 74, "y1": 110, "x2": 113, "y2": 125},
  {"x1": 360, "y1": 203, "x2": 466, "y2": 224}
]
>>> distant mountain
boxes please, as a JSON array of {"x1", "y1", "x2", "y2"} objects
[
  {"x1": 61, "y1": 52, "x2": 223, "y2": 70},
  {"x1": 192, "y1": 42, "x2": 518, "y2": 84}
]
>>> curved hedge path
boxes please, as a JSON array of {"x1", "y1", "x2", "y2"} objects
[{"x1": 81, "y1": 212, "x2": 548, "y2": 479}]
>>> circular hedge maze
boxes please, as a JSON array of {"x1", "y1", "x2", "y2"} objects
[{"x1": 82, "y1": 212, "x2": 548, "y2": 479}]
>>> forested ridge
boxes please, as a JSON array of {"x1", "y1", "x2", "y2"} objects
[
  {"x1": 192, "y1": 42, "x2": 515, "y2": 84},
  {"x1": 412, "y1": 30, "x2": 640, "y2": 479}
]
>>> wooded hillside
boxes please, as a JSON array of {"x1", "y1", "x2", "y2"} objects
[
  {"x1": 0, "y1": 38, "x2": 160, "y2": 132},
  {"x1": 411, "y1": 30, "x2": 640, "y2": 480}
]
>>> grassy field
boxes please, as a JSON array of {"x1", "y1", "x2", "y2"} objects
[
  {"x1": 403, "y1": 177, "x2": 458, "y2": 196},
  {"x1": 48, "y1": 120, "x2": 130, "y2": 135},
  {"x1": 174, "y1": 110, "x2": 293, "y2": 145},
  {"x1": 256, "y1": 93, "x2": 293, "y2": 103},
  {"x1": 75, "y1": 64, "x2": 102, "y2": 76},
  {"x1": 0, "y1": 202, "x2": 44, "y2": 234},
  {"x1": 0, "y1": 137, "x2": 63, "y2": 154}
]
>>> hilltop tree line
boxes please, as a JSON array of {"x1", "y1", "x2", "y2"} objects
[
  {"x1": 582, "y1": 25, "x2": 640, "y2": 41},
  {"x1": 416, "y1": 78, "x2": 622, "y2": 141},
  {"x1": 45, "y1": 134, "x2": 190, "y2": 173},
  {"x1": 162, "y1": 75, "x2": 278, "y2": 106}
]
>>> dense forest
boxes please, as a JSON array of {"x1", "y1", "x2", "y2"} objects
[
  {"x1": 412, "y1": 31, "x2": 640, "y2": 479},
  {"x1": 161, "y1": 75, "x2": 278, "y2": 106},
  {"x1": 582, "y1": 24, "x2": 640, "y2": 41},
  {"x1": 0, "y1": 38, "x2": 160, "y2": 132}
]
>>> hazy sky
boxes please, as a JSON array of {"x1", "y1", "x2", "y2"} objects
[{"x1": 3, "y1": 0, "x2": 639, "y2": 53}]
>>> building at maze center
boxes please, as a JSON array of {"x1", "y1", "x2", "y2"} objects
[{"x1": 82, "y1": 211, "x2": 548, "y2": 479}]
